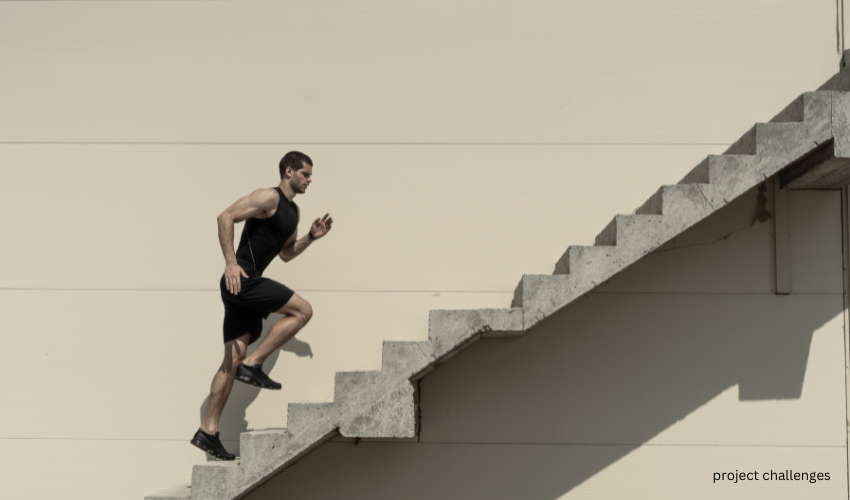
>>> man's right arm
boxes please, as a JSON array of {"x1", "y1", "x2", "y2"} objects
[{"x1": 217, "y1": 188, "x2": 278, "y2": 293}]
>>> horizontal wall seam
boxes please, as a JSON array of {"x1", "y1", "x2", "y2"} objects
[
  {"x1": 591, "y1": 291, "x2": 845, "y2": 296},
  {"x1": 0, "y1": 288, "x2": 842, "y2": 296},
  {"x1": 0, "y1": 437, "x2": 842, "y2": 448},
  {"x1": 0, "y1": 437, "x2": 239, "y2": 442},
  {"x1": 0, "y1": 288, "x2": 511, "y2": 293},
  {"x1": 336, "y1": 441, "x2": 846, "y2": 448},
  {"x1": 0, "y1": 142, "x2": 733, "y2": 146}
]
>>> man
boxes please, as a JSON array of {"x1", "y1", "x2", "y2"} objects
[{"x1": 190, "y1": 151, "x2": 333, "y2": 460}]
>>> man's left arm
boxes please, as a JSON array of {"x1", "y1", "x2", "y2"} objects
[{"x1": 279, "y1": 213, "x2": 333, "y2": 262}]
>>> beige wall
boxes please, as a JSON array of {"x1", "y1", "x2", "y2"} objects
[
  {"x1": 251, "y1": 188, "x2": 847, "y2": 499},
  {"x1": 0, "y1": 2, "x2": 846, "y2": 499}
]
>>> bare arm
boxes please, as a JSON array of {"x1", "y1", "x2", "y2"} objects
[
  {"x1": 218, "y1": 188, "x2": 278, "y2": 293},
  {"x1": 280, "y1": 211, "x2": 333, "y2": 262},
  {"x1": 280, "y1": 229, "x2": 322, "y2": 262}
]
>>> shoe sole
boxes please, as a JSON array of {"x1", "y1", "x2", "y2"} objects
[
  {"x1": 190, "y1": 438, "x2": 236, "y2": 461},
  {"x1": 235, "y1": 374, "x2": 281, "y2": 390}
]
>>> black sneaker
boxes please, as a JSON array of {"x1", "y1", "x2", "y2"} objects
[
  {"x1": 235, "y1": 362, "x2": 282, "y2": 390},
  {"x1": 190, "y1": 428, "x2": 236, "y2": 461}
]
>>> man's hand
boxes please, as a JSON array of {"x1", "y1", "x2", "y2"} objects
[
  {"x1": 224, "y1": 261, "x2": 249, "y2": 294},
  {"x1": 309, "y1": 213, "x2": 334, "y2": 240}
]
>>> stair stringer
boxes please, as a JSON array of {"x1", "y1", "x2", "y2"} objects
[{"x1": 147, "y1": 87, "x2": 850, "y2": 500}]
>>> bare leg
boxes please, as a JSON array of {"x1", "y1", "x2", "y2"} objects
[
  {"x1": 243, "y1": 293, "x2": 313, "y2": 366},
  {"x1": 201, "y1": 334, "x2": 249, "y2": 434}
]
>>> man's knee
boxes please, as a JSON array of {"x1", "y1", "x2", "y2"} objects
[
  {"x1": 290, "y1": 300, "x2": 313, "y2": 326},
  {"x1": 223, "y1": 336, "x2": 249, "y2": 371},
  {"x1": 231, "y1": 349, "x2": 247, "y2": 370},
  {"x1": 276, "y1": 294, "x2": 313, "y2": 325},
  {"x1": 300, "y1": 301, "x2": 314, "y2": 325}
]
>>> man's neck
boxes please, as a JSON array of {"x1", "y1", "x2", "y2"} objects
[{"x1": 280, "y1": 181, "x2": 296, "y2": 201}]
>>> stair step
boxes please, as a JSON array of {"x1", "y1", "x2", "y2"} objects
[
  {"x1": 381, "y1": 340, "x2": 431, "y2": 379},
  {"x1": 768, "y1": 92, "x2": 808, "y2": 123},
  {"x1": 636, "y1": 184, "x2": 715, "y2": 217},
  {"x1": 768, "y1": 91, "x2": 829, "y2": 124},
  {"x1": 334, "y1": 370, "x2": 389, "y2": 403},
  {"x1": 593, "y1": 214, "x2": 666, "y2": 247},
  {"x1": 239, "y1": 429, "x2": 288, "y2": 475},
  {"x1": 516, "y1": 274, "x2": 573, "y2": 330},
  {"x1": 678, "y1": 154, "x2": 753, "y2": 186},
  {"x1": 144, "y1": 484, "x2": 191, "y2": 500},
  {"x1": 425, "y1": 308, "x2": 523, "y2": 361},
  {"x1": 287, "y1": 402, "x2": 335, "y2": 437},
  {"x1": 330, "y1": 370, "x2": 421, "y2": 442},
  {"x1": 554, "y1": 245, "x2": 615, "y2": 276},
  {"x1": 191, "y1": 461, "x2": 241, "y2": 500},
  {"x1": 339, "y1": 379, "x2": 418, "y2": 438},
  {"x1": 724, "y1": 121, "x2": 810, "y2": 156}
]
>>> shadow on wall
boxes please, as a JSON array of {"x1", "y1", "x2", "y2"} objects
[
  {"x1": 408, "y1": 293, "x2": 836, "y2": 498},
  {"x1": 199, "y1": 314, "x2": 313, "y2": 459},
  {"x1": 249, "y1": 188, "x2": 845, "y2": 498}
]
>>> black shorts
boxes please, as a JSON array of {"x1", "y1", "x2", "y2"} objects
[{"x1": 219, "y1": 273, "x2": 295, "y2": 345}]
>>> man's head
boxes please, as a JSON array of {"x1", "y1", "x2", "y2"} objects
[{"x1": 279, "y1": 151, "x2": 313, "y2": 194}]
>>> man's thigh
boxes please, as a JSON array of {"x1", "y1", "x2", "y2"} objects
[
  {"x1": 222, "y1": 299, "x2": 264, "y2": 345},
  {"x1": 274, "y1": 292, "x2": 311, "y2": 317},
  {"x1": 225, "y1": 276, "x2": 294, "y2": 316}
]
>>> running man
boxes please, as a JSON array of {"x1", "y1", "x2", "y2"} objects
[{"x1": 191, "y1": 151, "x2": 333, "y2": 460}]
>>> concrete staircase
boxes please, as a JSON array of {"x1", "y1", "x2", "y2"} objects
[{"x1": 147, "y1": 54, "x2": 850, "y2": 500}]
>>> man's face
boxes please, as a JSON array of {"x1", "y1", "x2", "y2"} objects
[{"x1": 288, "y1": 163, "x2": 313, "y2": 194}]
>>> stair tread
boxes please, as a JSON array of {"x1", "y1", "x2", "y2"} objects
[
  {"x1": 145, "y1": 484, "x2": 191, "y2": 499},
  {"x1": 242, "y1": 428, "x2": 287, "y2": 436}
]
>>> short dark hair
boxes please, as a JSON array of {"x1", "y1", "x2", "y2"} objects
[{"x1": 279, "y1": 151, "x2": 313, "y2": 178}]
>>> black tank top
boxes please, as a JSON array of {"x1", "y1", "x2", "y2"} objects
[{"x1": 234, "y1": 187, "x2": 299, "y2": 276}]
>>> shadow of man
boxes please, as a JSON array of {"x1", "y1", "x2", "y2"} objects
[{"x1": 199, "y1": 312, "x2": 314, "y2": 459}]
